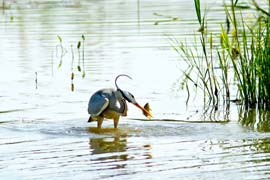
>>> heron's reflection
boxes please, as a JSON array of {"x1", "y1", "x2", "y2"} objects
[
  {"x1": 89, "y1": 136, "x2": 127, "y2": 155},
  {"x1": 89, "y1": 136, "x2": 129, "y2": 170},
  {"x1": 88, "y1": 127, "x2": 153, "y2": 168}
]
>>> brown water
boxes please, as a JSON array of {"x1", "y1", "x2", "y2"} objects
[{"x1": 1, "y1": 0, "x2": 270, "y2": 179}]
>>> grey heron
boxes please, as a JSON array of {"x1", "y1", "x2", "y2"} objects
[{"x1": 87, "y1": 74, "x2": 152, "y2": 128}]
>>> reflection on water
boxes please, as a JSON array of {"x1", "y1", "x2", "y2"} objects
[
  {"x1": 89, "y1": 137, "x2": 129, "y2": 170},
  {"x1": 87, "y1": 127, "x2": 141, "y2": 136},
  {"x1": 251, "y1": 138, "x2": 270, "y2": 154},
  {"x1": 239, "y1": 107, "x2": 270, "y2": 132},
  {"x1": 88, "y1": 132, "x2": 153, "y2": 178}
]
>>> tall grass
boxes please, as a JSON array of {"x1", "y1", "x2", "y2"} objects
[
  {"x1": 222, "y1": 0, "x2": 270, "y2": 108},
  {"x1": 173, "y1": 0, "x2": 270, "y2": 109},
  {"x1": 172, "y1": 0, "x2": 219, "y2": 107}
]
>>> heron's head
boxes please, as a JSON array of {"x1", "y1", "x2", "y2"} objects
[
  {"x1": 115, "y1": 74, "x2": 152, "y2": 118},
  {"x1": 121, "y1": 90, "x2": 152, "y2": 118},
  {"x1": 121, "y1": 90, "x2": 137, "y2": 104}
]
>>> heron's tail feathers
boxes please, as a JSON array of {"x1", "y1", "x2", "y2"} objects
[{"x1": 88, "y1": 116, "x2": 93, "y2": 122}]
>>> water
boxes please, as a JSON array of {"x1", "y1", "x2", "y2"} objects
[{"x1": 1, "y1": 0, "x2": 270, "y2": 179}]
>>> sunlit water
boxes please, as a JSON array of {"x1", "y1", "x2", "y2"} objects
[{"x1": 1, "y1": 0, "x2": 270, "y2": 179}]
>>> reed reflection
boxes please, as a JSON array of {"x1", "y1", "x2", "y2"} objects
[{"x1": 238, "y1": 107, "x2": 270, "y2": 132}]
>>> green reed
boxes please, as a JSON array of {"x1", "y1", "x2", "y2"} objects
[
  {"x1": 81, "y1": 34, "x2": 86, "y2": 78},
  {"x1": 56, "y1": 35, "x2": 65, "y2": 69},
  {"x1": 76, "y1": 34, "x2": 86, "y2": 78},
  {"x1": 77, "y1": 40, "x2": 81, "y2": 72},
  {"x1": 71, "y1": 45, "x2": 75, "y2": 91},
  {"x1": 222, "y1": 0, "x2": 270, "y2": 108},
  {"x1": 173, "y1": 0, "x2": 270, "y2": 108},
  {"x1": 53, "y1": 34, "x2": 87, "y2": 91},
  {"x1": 172, "y1": 0, "x2": 219, "y2": 106}
]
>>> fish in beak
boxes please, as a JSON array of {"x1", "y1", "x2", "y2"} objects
[{"x1": 134, "y1": 102, "x2": 152, "y2": 118}]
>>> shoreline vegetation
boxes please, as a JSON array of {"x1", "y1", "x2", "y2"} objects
[{"x1": 172, "y1": 0, "x2": 270, "y2": 110}]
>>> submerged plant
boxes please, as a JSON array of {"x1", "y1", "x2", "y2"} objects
[{"x1": 153, "y1": 12, "x2": 180, "y2": 25}]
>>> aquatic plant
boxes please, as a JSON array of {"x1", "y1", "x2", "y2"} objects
[
  {"x1": 77, "y1": 40, "x2": 81, "y2": 72},
  {"x1": 0, "y1": 0, "x2": 11, "y2": 10},
  {"x1": 71, "y1": 45, "x2": 75, "y2": 91},
  {"x1": 173, "y1": 0, "x2": 270, "y2": 109},
  {"x1": 222, "y1": 0, "x2": 270, "y2": 108},
  {"x1": 76, "y1": 34, "x2": 86, "y2": 78},
  {"x1": 56, "y1": 35, "x2": 66, "y2": 68},
  {"x1": 52, "y1": 34, "x2": 87, "y2": 91},
  {"x1": 81, "y1": 34, "x2": 86, "y2": 78},
  {"x1": 35, "y1": 72, "x2": 38, "y2": 89},
  {"x1": 172, "y1": 0, "x2": 220, "y2": 107},
  {"x1": 153, "y1": 12, "x2": 180, "y2": 25}
]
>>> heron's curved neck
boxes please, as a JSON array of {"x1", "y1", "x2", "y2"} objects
[
  {"x1": 115, "y1": 89, "x2": 125, "y2": 100},
  {"x1": 114, "y1": 74, "x2": 132, "y2": 90}
]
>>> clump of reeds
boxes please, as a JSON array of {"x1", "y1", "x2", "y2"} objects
[
  {"x1": 222, "y1": 0, "x2": 270, "y2": 108},
  {"x1": 173, "y1": 0, "x2": 270, "y2": 109}
]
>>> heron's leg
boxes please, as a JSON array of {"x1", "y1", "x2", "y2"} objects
[
  {"x1": 97, "y1": 117, "x2": 104, "y2": 129},
  {"x1": 113, "y1": 116, "x2": 120, "y2": 129}
]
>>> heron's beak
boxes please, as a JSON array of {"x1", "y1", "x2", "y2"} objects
[{"x1": 134, "y1": 103, "x2": 152, "y2": 118}]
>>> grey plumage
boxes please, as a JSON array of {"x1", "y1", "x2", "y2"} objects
[
  {"x1": 88, "y1": 88, "x2": 127, "y2": 117},
  {"x1": 87, "y1": 74, "x2": 151, "y2": 129}
]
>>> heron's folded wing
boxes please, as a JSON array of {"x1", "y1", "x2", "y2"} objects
[{"x1": 88, "y1": 94, "x2": 109, "y2": 116}]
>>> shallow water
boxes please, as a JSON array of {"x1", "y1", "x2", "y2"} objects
[{"x1": 1, "y1": 0, "x2": 270, "y2": 179}]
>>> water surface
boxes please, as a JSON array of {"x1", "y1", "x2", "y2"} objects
[{"x1": 1, "y1": 0, "x2": 270, "y2": 179}]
